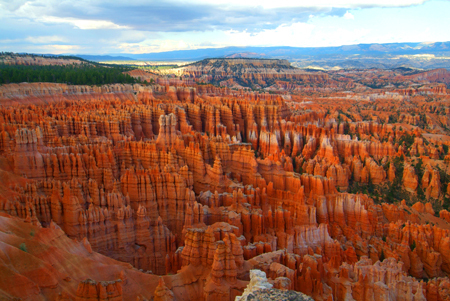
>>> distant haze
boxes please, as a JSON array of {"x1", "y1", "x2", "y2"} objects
[
  {"x1": 72, "y1": 42, "x2": 450, "y2": 61},
  {"x1": 64, "y1": 42, "x2": 450, "y2": 70}
]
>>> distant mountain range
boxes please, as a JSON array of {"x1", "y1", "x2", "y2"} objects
[{"x1": 72, "y1": 41, "x2": 450, "y2": 62}]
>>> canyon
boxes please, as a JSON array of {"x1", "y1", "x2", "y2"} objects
[{"x1": 0, "y1": 58, "x2": 450, "y2": 301}]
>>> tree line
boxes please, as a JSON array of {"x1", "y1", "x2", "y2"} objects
[{"x1": 0, "y1": 64, "x2": 140, "y2": 85}]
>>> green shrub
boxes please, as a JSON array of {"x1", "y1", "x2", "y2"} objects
[
  {"x1": 410, "y1": 240, "x2": 416, "y2": 251},
  {"x1": 379, "y1": 249, "x2": 385, "y2": 262},
  {"x1": 19, "y1": 243, "x2": 28, "y2": 252}
]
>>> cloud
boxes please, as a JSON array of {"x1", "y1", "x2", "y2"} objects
[
  {"x1": 39, "y1": 16, "x2": 130, "y2": 30},
  {"x1": 344, "y1": 11, "x2": 355, "y2": 19},
  {"x1": 220, "y1": 20, "x2": 372, "y2": 48},
  {"x1": 25, "y1": 35, "x2": 68, "y2": 44},
  {"x1": 182, "y1": 0, "x2": 430, "y2": 9},
  {"x1": 0, "y1": 0, "x2": 448, "y2": 54},
  {"x1": 117, "y1": 38, "x2": 209, "y2": 54},
  {"x1": 0, "y1": 1, "x2": 128, "y2": 30},
  {"x1": 0, "y1": 0, "x2": 433, "y2": 34},
  {"x1": 45, "y1": 44, "x2": 81, "y2": 52},
  {"x1": 0, "y1": 38, "x2": 22, "y2": 44},
  {"x1": 0, "y1": 0, "x2": 29, "y2": 11},
  {"x1": 0, "y1": 43, "x2": 82, "y2": 54},
  {"x1": 224, "y1": 23, "x2": 316, "y2": 47}
]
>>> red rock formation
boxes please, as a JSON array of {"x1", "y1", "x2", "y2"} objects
[
  {"x1": 167, "y1": 59, "x2": 328, "y2": 90},
  {"x1": 423, "y1": 168, "x2": 442, "y2": 199},
  {"x1": 1, "y1": 66, "x2": 450, "y2": 301},
  {"x1": 75, "y1": 279, "x2": 123, "y2": 301},
  {"x1": 156, "y1": 113, "x2": 180, "y2": 150},
  {"x1": 153, "y1": 278, "x2": 174, "y2": 301},
  {"x1": 405, "y1": 68, "x2": 450, "y2": 85},
  {"x1": 14, "y1": 128, "x2": 45, "y2": 179},
  {"x1": 388, "y1": 162, "x2": 396, "y2": 182},
  {"x1": 403, "y1": 164, "x2": 419, "y2": 192}
]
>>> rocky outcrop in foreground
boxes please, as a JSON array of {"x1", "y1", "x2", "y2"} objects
[{"x1": 236, "y1": 270, "x2": 313, "y2": 301}]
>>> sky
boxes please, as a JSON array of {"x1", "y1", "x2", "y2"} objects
[{"x1": 0, "y1": 0, "x2": 449, "y2": 55}]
